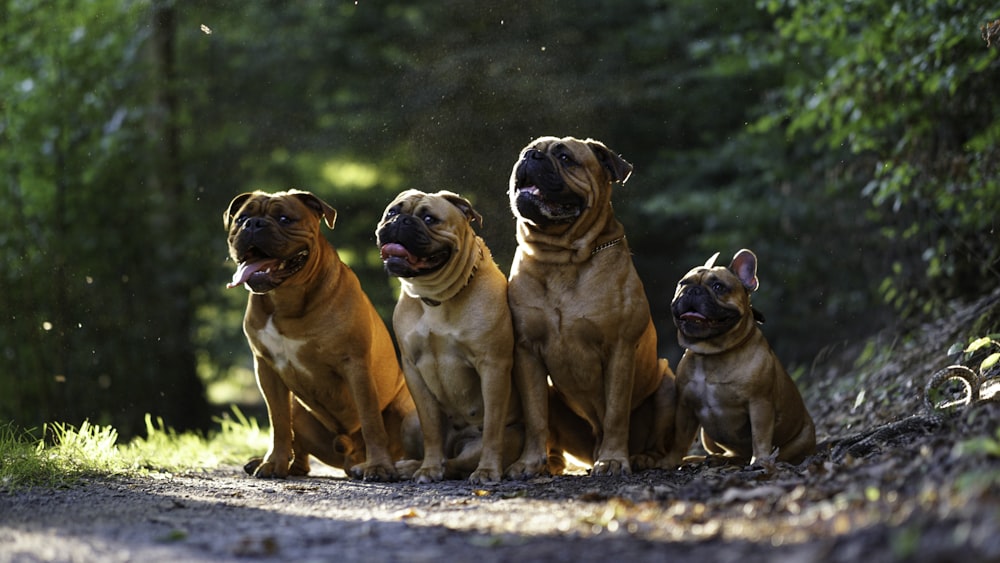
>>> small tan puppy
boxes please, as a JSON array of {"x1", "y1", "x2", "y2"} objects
[
  {"x1": 505, "y1": 136, "x2": 676, "y2": 478},
  {"x1": 664, "y1": 249, "x2": 816, "y2": 467},
  {"x1": 224, "y1": 189, "x2": 419, "y2": 480},
  {"x1": 376, "y1": 189, "x2": 522, "y2": 484}
]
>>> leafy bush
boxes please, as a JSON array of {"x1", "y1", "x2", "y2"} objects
[{"x1": 758, "y1": 0, "x2": 1000, "y2": 316}]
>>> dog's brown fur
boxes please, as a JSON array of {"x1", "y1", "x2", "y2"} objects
[
  {"x1": 225, "y1": 189, "x2": 419, "y2": 480},
  {"x1": 377, "y1": 189, "x2": 523, "y2": 484},
  {"x1": 504, "y1": 136, "x2": 675, "y2": 478},
  {"x1": 664, "y1": 249, "x2": 815, "y2": 467}
]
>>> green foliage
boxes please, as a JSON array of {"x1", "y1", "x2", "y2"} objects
[
  {"x1": 953, "y1": 423, "x2": 1000, "y2": 501},
  {"x1": 950, "y1": 334, "x2": 1000, "y2": 373},
  {"x1": 957, "y1": 426, "x2": 1000, "y2": 457},
  {"x1": 631, "y1": 1, "x2": 891, "y2": 363},
  {"x1": 758, "y1": 0, "x2": 1000, "y2": 317},
  {"x1": 5, "y1": 0, "x2": 1000, "y2": 430},
  {"x1": 1, "y1": 0, "x2": 210, "y2": 436}
]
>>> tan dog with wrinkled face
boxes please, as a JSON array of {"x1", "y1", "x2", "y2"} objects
[
  {"x1": 664, "y1": 249, "x2": 816, "y2": 467},
  {"x1": 224, "y1": 189, "x2": 420, "y2": 481},
  {"x1": 505, "y1": 136, "x2": 676, "y2": 478},
  {"x1": 376, "y1": 189, "x2": 522, "y2": 484}
]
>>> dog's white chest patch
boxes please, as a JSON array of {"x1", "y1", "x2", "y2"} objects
[
  {"x1": 689, "y1": 358, "x2": 725, "y2": 419},
  {"x1": 257, "y1": 317, "x2": 308, "y2": 373}
]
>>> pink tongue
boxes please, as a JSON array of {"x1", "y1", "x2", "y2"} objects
[
  {"x1": 681, "y1": 312, "x2": 707, "y2": 321},
  {"x1": 380, "y1": 243, "x2": 418, "y2": 265},
  {"x1": 227, "y1": 259, "x2": 280, "y2": 289}
]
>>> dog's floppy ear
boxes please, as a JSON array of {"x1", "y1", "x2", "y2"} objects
[
  {"x1": 289, "y1": 189, "x2": 337, "y2": 230},
  {"x1": 439, "y1": 190, "x2": 483, "y2": 226},
  {"x1": 224, "y1": 192, "x2": 254, "y2": 229},
  {"x1": 586, "y1": 139, "x2": 633, "y2": 184},
  {"x1": 729, "y1": 249, "x2": 759, "y2": 293}
]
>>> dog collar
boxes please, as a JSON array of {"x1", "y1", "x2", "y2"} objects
[{"x1": 591, "y1": 235, "x2": 625, "y2": 256}]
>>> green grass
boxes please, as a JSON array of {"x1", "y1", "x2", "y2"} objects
[
  {"x1": 0, "y1": 423, "x2": 69, "y2": 490},
  {"x1": 0, "y1": 406, "x2": 268, "y2": 491}
]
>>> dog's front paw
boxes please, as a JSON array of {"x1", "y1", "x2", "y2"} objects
[
  {"x1": 749, "y1": 448, "x2": 779, "y2": 474},
  {"x1": 245, "y1": 456, "x2": 290, "y2": 479},
  {"x1": 288, "y1": 456, "x2": 311, "y2": 476},
  {"x1": 413, "y1": 464, "x2": 445, "y2": 484},
  {"x1": 469, "y1": 465, "x2": 502, "y2": 485},
  {"x1": 655, "y1": 453, "x2": 685, "y2": 470},
  {"x1": 395, "y1": 459, "x2": 422, "y2": 480},
  {"x1": 591, "y1": 457, "x2": 631, "y2": 477},
  {"x1": 243, "y1": 457, "x2": 263, "y2": 475},
  {"x1": 504, "y1": 455, "x2": 549, "y2": 480},
  {"x1": 547, "y1": 449, "x2": 567, "y2": 476},
  {"x1": 349, "y1": 460, "x2": 399, "y2": 482},
  {"x1": 629, "y1": 453, "x2": 661, "y2": 472}
]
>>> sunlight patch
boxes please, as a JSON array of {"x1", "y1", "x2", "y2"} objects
[{"x1": 321, "y1": 159, "x2": 379, "y2": 191}]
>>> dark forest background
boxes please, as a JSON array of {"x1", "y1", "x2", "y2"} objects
[{"x1": 2, "y1": 0, "x2": 998, "y2": 437}]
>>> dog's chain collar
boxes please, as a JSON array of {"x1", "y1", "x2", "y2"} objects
[
  {"x1": 420, "y1": 245, "x2": 483, "y2": 307},
  {"x1": 591, "y1": 235, "x2": 626, "y2": 256}
]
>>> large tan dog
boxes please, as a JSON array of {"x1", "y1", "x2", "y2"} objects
[
  {"x1": 376, "y1": 189, "x2": 523, "y2": 484},
  {"x1": 505, "y1": 136, "x2": 676, "y2": 478},
  {"x1": 224, "y1": 189, "x2": 419, "y2": 481},
  {"x1": 664, "y1": 249, "x2": 816, "y2": 467}
]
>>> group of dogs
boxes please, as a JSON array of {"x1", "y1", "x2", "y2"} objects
[{"x1": 223, "y1": 135, "x2": 817, "y2": 483}]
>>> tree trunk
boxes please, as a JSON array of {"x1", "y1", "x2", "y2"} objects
[{"x1": 145, "y1": 0, "x2": 211, "y2": 433}]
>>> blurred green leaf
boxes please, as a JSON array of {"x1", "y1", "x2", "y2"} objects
[
  {"x1": 966, "y1": 337, "x2": 995, "y2": 354},
  {"x1": 980, "y1": 352, "x2": 1000, "y2": 373}
]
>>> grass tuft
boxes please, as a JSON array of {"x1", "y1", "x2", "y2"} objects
[
  {"x1": 0, "y1": 405, "x2": 268, "y2": 492},
  {"x1": 0, "y1": 423, "x2": 68, "y2": 490},
  {"x1": 45, "y1": 420, "x2": 125, "y2": 474},
  {"x1": 124, "y1": 407, "x2": 268, "y2": 472}
]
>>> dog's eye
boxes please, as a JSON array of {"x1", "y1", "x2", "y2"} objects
[
  {"x1": 278, "y1": 215, "x2": 293, "y2": 224},
  {"x1": 235, "y1": 214, "x2": 249, "y2": 226},
  {"x1": 423, "y1": 214, "x2": 438, "y2": 225},
  {"x1": 385, "y1": 209, "x2": 399, "y2": 219},
  {"x1": 711, "y1": 281, "x2": 728, "y2": 294}
]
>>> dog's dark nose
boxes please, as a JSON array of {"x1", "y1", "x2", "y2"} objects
[
  {"x1": 689, "y1": 286, "x2": 705, "y2": 296},
  {"x1": 246, "y1": 217, "x2": 268, "y2": 232}
]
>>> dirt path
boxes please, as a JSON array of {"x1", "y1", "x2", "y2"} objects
[
  {"x1": 2, "y1": 400, "x2": 998, "y2": 563},
  {"x1": 3, "y1": 292, "x2": 1000, "y2": 563}
]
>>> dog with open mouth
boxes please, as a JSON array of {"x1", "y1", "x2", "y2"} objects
[
  {"x1": 224, "y1": 189, "x2": 420, "y2": 480},
  {"x1": 663, "y1": 249, "x2": 816, "y2": 467},
  {"x1": 376, "y1": 189, "x2": 523, "y2": 484},
  {"x1": 504, "y1": 136, "x2": 676, "y2": 478}
]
